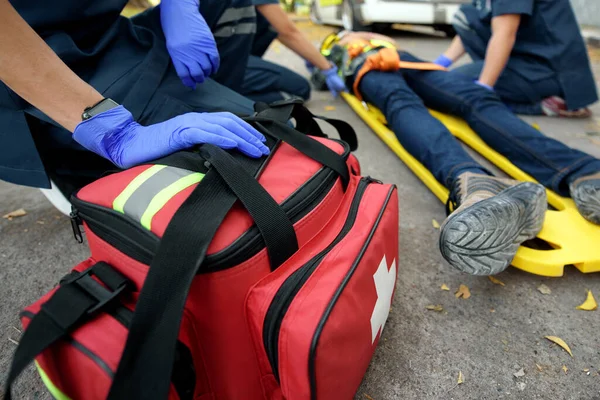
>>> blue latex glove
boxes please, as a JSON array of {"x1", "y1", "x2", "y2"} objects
[
  {"x1": 73, "y1": 106, "x2": 269, "y2": 169},
  {"x1": 474, "y1": 80, "x2": 494, "y2": 91},
  {"x1": 433, "y1": 54, "x2": 452, "y2": 68},
  {"x1": 322, "y1": 65, "x2": 347, "y2": 98},
  {"x1": 305, "y1": 59, "x2": 315, "y2": 73},
  {"x1": 160, "y1": 0, "x2": 220, "y2": 88}
]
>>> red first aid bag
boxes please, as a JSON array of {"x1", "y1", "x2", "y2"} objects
[{"x1": 6, "y1": 101, "x2": 399, "y2": 400}]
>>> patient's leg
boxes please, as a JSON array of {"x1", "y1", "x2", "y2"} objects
[
  {"x1": 358, "y1": 70, "x2": 486, "y2": 188},
  {"x1": 357, "y1": 70, "x2": 546, "y2": 275},
  {"x1": 400, "y1": 57, "x2": 600, "y2": 224}
]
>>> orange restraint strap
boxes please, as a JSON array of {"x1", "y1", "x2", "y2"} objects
[{"x1": 352, "y1": 47, "x2": 447, "y2": 101}]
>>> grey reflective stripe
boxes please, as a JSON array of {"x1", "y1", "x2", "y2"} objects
[
  {"x1": 214, "y1": 23, "x2": 257, "y2": 38},
  {"x1": 452, "y1": 9, "x2": 471, "y2": 31},
  {"x1": 122, "y1": 166, "x2": 196, "y2": 222},
  {"x1": 217, "y1": 6, "x2": 256, "y2": 25}
]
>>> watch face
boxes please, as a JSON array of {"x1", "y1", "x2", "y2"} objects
[{"x1": 83, "y1": 99, "x2": 119, "y2": 120}]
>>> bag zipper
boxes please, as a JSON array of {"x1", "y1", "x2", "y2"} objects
[
  {"x1": 262, "y1": 177, "x2": 377, "y2": 382},
  {"x1": 71, "y1": 156, "x2": 346, "y2": 272}
]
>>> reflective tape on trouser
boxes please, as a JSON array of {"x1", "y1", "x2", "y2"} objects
[
  {"x1": 214, "y1": 23, "x2": 257, "y2": 37},
  {"x1": 217, "y1": 6, "x2": 256, "y2": 25},
  {"x1": 113, "y1": 165, "x2": 204, "y2": 231}
]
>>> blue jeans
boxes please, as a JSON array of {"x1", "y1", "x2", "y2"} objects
[
  {"x1": 452, "y1": 4, "x2": 563, "y2": 115},
  {"x1": 357, "y1": 52, "x2": 600, "y2": 196}
]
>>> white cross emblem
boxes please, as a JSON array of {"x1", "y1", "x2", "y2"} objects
[{"x1": 369, "y1": 255, "x2": 396, "y2": 344}]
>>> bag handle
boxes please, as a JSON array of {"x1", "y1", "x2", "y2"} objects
[
  {"x1": 108, "y1": 145, "x2": 297, "y2": 399},
  {"x1": 4, "y1": 263, "x2": 130, "y2": 400},
  {"x1": 254, "y1": 99, "x2": 358, "y2": 151},
  {"x1": 244, "y1": 115, "x2": 351, "y2": 189}
]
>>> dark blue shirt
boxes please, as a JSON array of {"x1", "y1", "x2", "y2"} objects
[
  {"x1": 1, "y1": 0, "x2": 248, "y2": 188},
  {"x1": 204, "y1": 0, "x2": 257, "y2": 91},
  {"x1": 472, "y1": 0, "x2": 597, "y2": 109}
]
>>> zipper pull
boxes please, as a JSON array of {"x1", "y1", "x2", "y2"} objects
[
  {"x1": 365, "y1": 176, "x2": 383, "y2": 184},
  {"x1": 70, "y1": 210, "x2": 84, "y2": 244}
]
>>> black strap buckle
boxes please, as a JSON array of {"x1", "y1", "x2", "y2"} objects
[{"x1": 60, "y1": 262, "x2": 131, "y2": 315}]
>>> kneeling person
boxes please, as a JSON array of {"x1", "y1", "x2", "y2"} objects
[{"x1": 314, "y1": 31, "x2": 600, "y2": 276}]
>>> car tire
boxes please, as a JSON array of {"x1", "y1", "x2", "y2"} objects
[{"x1": 341, "y1": 0, "x2": 369, "y2": 31}]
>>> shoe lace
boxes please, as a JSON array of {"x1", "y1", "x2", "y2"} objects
[{"x1": 445, "y1": 185, "x2": 460, "y2": 216}]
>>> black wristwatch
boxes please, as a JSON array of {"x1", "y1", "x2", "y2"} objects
[{"x1": 82, "y1": 98, "x2": 120, "y2": 120}]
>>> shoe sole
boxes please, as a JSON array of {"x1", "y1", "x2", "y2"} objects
[
  {"x1": 439, "y1": 182, "x2": 547, "y2": 276},
  {"x1": 571, "y1": 181, "x2": 600, "y2": 225}
]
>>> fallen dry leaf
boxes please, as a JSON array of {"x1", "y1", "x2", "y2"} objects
[
  {"x1": 36, "y1": 220, "x2": 45, "y2": 225},
  {"x1": 531, "y1": 123, "x2": 540, "y2": 130},
  {"x1": 488, "y1": 276, "x2": 505, "y2": 286},
  {"x1": 425, "y1": 304, "x2": 444, "y2": 312},
  {"x1": 536, "y1": 364, "x2": 543, "y2": 372},
  {"x1": 364, "y1": 394, "x2": 374, "y2": 400},
  {"x1": 2, "y1": 208, "x2": 27, "y2": 220},
  {"x1": 513, "y1": 368, "x2": 525, "y2": 378},
  {"x1": 455, "y1": 284, "x2": 471, "y2": 299},
  {"x1": 432, "y1": 219, "x2": 440, "y2": 229},
  {"x1": 537, "y1": 284, "x2": 552, "y2": 295},
  {"x1": 490, "y1": 308, "x2": 496, "y2": 313},
  {"x1": 440, "y1": 283, "x2": 450, "y2": 291},
  {"x1": 562, "y1": 365, "x2": 568, "y2": 374},
  {"x1": 576, "y1": 290, "x2": 597, "y2": 311},
  {"x1": 584, "y1": 368, "x2": 590, "y2": 373},
  {"x1": 457, "y1": 371, "x2": 464, "y2": 384},
  {"x1": 545, "y1": 336, "x2": 573, "y2": 357},
  {"x1": 324, "y1": 105, "x2": 336, "y2": 111}
]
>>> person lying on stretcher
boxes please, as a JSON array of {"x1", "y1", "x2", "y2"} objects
[{"x1": 313, "y1": 31, "x2": 600, "y2": 276}]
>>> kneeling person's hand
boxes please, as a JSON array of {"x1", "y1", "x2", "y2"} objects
[
  {"x1": 73, "y1": 106, "x2": 269, "y2": 169},
  {"x1": 322, "y1": 65, "x2": 347, "y2": 98}
]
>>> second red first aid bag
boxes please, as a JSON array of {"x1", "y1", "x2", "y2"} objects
[{"x1": 5, "y1": 100, "x2": 399, "y2": 400}]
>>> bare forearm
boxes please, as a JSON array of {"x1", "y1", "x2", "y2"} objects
[
  {"x1": 277, "y1": 30, "x2": 331, "y2": 70},
  {"x1": 478, "y1": 32, "x2": 515, "y2": 86},
  {"x1": 478, "y1": 14, "x2": 520, "y2": 87},
  {"x1": 443, "y1": 35, "x2": 466, "y2": 62},
  {"x1": 257, "y1": 4, "x2": 330, "y2": 70},
  {"x1": 0, "y1": 0, "x2": 103, "y2": 132}
]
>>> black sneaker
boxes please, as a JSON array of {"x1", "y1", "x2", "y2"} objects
[
  {"x1": 570, "y1": 172, "x2": 600, "y2": 225},
  {"x1": 439, "y1": 173, "x2": 547, "y2": 275}
]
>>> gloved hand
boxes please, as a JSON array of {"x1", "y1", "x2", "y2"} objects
[
  {"x1": 305, "y1": 59, "x2": 315, "y2": 73},
  {"x1": 433, "y1": 54, "x2": 453, "y2": 68},
  {"x1": 322, "y1": 65, "x2": 347, "y2": 98},
  {"x1": 160, "y1": 0, "x2": 220, "y2": 89},
  {"x1": 474, "y1": 80, "x2": 494, "y2": 91},
  {"x1": 73, "y1": 105, "x2": 269, "y2": 169}
]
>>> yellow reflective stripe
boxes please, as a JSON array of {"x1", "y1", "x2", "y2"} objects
[
  {"x1": 113, "y1": 165, "x2": 167, "y2": 213},
  {"x1": 35, "y1": 361, "x2": 72, "y2": 400},
  {"x1": 139, "y1": 172, "x2": 205, "y2": 230}
]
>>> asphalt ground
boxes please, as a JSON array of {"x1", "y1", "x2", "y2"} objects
[{"x1": 2, "y1": 22, "x2": 600, "y2": 399}]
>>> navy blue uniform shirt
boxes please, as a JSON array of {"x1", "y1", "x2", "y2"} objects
[
  {"x1": 472, "y1": 0, "x2": 598, "y2": 109},
  {"x1": 204, "y1": 0, "x2": 257, "y2": 91},
  {"x1": 0, "y1": 0, "x2": 248, "y2": 188}
]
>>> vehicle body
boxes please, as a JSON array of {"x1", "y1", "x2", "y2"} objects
[{"x1": 310, "y1": 0, "x2": 470, "y2": 35}]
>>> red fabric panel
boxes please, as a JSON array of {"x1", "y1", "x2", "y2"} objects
[{"x1": 76, "y1": 165, "x2": 154, "y2": 208}]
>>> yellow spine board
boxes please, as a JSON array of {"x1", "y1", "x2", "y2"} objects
[{"x1": 342, "y1": 92, "x2": 600, "y2": 277}]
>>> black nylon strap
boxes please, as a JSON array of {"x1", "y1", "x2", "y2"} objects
[
  {"x1": 4, "y1": 263, "x2": 127, "y2": 400},
  {"x1": 108, "y1": 145, "x2": 298, "y2": 399},
  {"x1": 199, "y1": 145, "x2": 298, "y2": 268},
  {"x1": 253, "y1": 100, "x2": 358, "y2": 151},
  {"x1": 251, "y1": 118, "x2": 351, "y2": 189}
]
